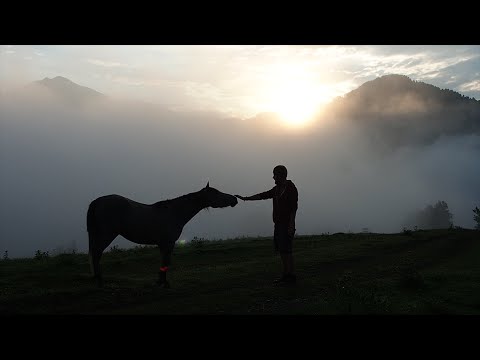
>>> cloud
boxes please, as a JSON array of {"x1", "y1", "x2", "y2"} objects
[
  {"x1": 86, "y1": 59, "x2": 131, "y2": 68},
  {"x1": 183, "y1": 81, "x2": 223, "y2": 101},
  {"x1": 459, "y1": 80, "x2": 480, "y2": 92}
]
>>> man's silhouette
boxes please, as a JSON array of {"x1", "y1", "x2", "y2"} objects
[{"x1": 235, "y1": 165, "x2": 298, "y2": 284}]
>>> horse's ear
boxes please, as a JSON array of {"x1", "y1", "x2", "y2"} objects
[{"x1": 206, "y1": 181, "x2": 210, "y2": 188}]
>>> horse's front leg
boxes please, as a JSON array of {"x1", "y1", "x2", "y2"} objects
[{"x1": 157, "y1": 244, "x2": 174, "y2": 288}]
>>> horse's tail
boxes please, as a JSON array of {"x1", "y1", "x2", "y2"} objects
[
  {"x1": 87, "y1": 199, "x2": 98, "y2": 235},
  {"x1": 87, "y1": 199, "x2": 98, "y2": 276}
]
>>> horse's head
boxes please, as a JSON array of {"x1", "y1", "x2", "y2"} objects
[{"x1": 201, "y1": 182, "x2": 238, "y2": 208}]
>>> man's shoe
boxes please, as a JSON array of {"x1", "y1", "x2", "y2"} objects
[
  {"x1": 285, "y1": 273, "x2": 297, "y2": 284},
  {"x1": 273, "y1": 274, "x2": 289, "y2": 284},
  {"x1": 273, "y1": 273, "x2": 297, "y2": 285}
]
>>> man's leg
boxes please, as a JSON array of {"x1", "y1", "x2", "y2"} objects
[
  {"x1": 285, "y1": 253, "x2": 294, "y2": 276},
  {"x1": 274, "y1": 224, "x2": 296, "y2": 284},
  {"x1": 284, "y1": 230, "x2": 296, "y2": 283},
  {"x1": 281, "y1": 253, "x2": 289, "y2": 274}
]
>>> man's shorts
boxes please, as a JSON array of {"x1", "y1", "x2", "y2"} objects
[{"x1": 274, "y1": 223, "x2": 294, "y2": 254}]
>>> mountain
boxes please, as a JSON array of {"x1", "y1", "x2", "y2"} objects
[
  {"x1": 28, "y1": 76, "x2": 107, "y2": 105},
  {"x1": 15, "y1": 74, "x2": 480, "y2": 150},
  {"x1": 323, "y1": 74, "x2": 480, "y2": 150}
]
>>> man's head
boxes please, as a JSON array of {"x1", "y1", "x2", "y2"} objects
[{"x1": 273, "y1": 165, "x2": 288, "y2": 185}]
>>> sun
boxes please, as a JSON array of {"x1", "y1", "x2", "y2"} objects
[
  {"x1": 271, "y1": 85, "x2": 320, "y2": 127},
  {"x1": 262, "y1": 63, "x2": 328, "y2": 128}
]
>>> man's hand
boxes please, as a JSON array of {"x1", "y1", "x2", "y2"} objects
[
  {"x1": 288, "y1": 226, "x2": 295, "y2": 237},
  {"x1": 235, "y1": 195, "x2": 246, "y2": 201}
]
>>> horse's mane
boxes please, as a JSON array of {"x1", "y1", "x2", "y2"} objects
[{"x1": 152, "y1": 190, "x2": 204, "y2": 209}]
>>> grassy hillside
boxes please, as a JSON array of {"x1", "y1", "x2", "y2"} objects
[{"x1": 1, "y1": 229, "x2": 479, "y2": 314}]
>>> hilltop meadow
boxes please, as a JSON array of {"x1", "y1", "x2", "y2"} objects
[{"x1": 1, "y1": 228, "x2": 479, "y2": 315}]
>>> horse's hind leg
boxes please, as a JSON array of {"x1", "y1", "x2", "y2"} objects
[
  {"x1": 89, "y1": 232, "x2": 117, "y2": 287},
  {"x1": 157, "y1": 244, "x2": 174, "y2": 288}
]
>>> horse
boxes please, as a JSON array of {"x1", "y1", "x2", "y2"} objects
[{"x1": 86, "y1": 182, "x2": 238, "y2": 288}]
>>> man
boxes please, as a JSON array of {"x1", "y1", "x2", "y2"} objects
[{"x1": 235, "y1": 165, "x2": 298, "y2": 284}]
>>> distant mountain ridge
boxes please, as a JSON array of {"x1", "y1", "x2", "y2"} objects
[
  {"x1": 334, "y1": 74, "x2": 478, "y2": 109},
  {"x1": 325, "y1": 74, "x2": 480, "y2": 150},
  {"x1": 30, "y1": 76, "x2": 106, "y2": 104},
  {"x1": 24, "y1": 74, "x2": 480, "y2": 150}
]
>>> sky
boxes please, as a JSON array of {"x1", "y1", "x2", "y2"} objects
[
  {"x1": 2, "y1": 45, "x2": 479, "y2": 122},
  {"x1": 1, "y1": 45, "x2": 480, "y2": 258}
]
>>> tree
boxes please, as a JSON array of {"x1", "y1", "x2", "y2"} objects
[
  {"x1": 474, "y1": 206, "x2": 480, "y2": 230},
  {"x1": 423, "y1": 201, "x2": 453, "y2": 229},
  {"x1": 404, "y1": 200, "x2": 454, "y2": 230}
]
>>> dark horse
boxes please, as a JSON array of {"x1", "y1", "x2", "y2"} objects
[{"x1": 87, "y1": 182, "x2": 238, "y2": 288}]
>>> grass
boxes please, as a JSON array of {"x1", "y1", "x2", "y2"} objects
[{"x1": 1, "y1": 229, "x2": 479, "y2": 314}]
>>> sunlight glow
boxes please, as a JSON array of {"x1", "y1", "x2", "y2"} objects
[
  {"x1": 272, "y1": 86, "x2": 320, "y2": 127},
  {"x1": 261, "y1": 63, "x2": 329, "y2": 128}
]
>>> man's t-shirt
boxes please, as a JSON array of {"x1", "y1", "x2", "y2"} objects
[{"x1": 256, "y1": 180, "x2": 298, "y2": 224}]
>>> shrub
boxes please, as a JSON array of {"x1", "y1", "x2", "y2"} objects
[
  {"x1": 473, "y1": 206, "x2": 480, "y2": 230},
  {"x1": 34, "y1": 250, "x2": 49, "y2": 260},
  {"x1": 109, "y1": 245, "x2": 124, "y2": 253},
  {"x1": 191, "y1": 236, "x2": 207, "y2": 251}
]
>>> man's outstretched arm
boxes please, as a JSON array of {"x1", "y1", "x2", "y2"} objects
[
  {"x1": 235, "y1": 188, "x2": 274, "y2": 201},
  {"x1": 235, "y1": 194, "x2": 264, "y2": 201}
]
